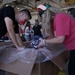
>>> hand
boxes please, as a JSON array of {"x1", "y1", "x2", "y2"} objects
[
  {"x1": 38, "y1": 38, "x2": 45, "y2": 48},
  {"x1": 17, "y1": 46, "x2": 25, "y2": 50}
]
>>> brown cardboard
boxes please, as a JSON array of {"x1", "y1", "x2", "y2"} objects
[
  {"x1": 1, "y1": 52, "x2": 68, "y2": 75},
  {"x1": 0, "y1": 60, "x2": 35, "y2": 75},
  {"x1": 51, "y1": 50, "x2": 69, "y2": 70},
  {"x1": 0, "y1": 41, "x2": 37, "y2": 75},
  {"x1": 31, "y1": 51, "x2": 69, "y2": 75},
  {"x1": 31, "y1": 61, "x2": 54, "y2": 75},
  {"x1": 31, "y1": 61, "x2": 60, "y2": 75},
  {"x1": 0, "y1": 42, "x2": 69, "y2": 75},
  {"x1": 45, "y1": 43, "x2": 69, "y2": 70},
  {"x1": 0, "y1": 50, "x2": 68, "y2": 75},
  {"x1": 6, "y1": 61, "x2": 60, "y2": 75}
]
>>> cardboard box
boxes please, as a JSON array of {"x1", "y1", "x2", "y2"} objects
[
  {"x1": 6, "y1": 61, "x2": 60, "y2": 75},
  {"x1": 51, "y1": 50, "x2": 69, "y2": 70},
  {"x1": 0, "y1": 42, "x2": 69, "y2": 75},
  {"x1": 0, "y1": 60, "x2": 35, "y2": 75},
  {"x1": 0, "y1": 51, "x2": 69, "y2": 75},
  {"x1": 31, "y1": 61, "x2": 60, "y2": 75},
  {"x1": 7, "y1": 54, "x2": 68, "y2": 75}
]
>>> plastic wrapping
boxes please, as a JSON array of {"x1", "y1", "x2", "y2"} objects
[
  {"x1": 0, "y1": 46, "x2": 38, "y2": 64},
  {"x1": 0, "y1": 42, "x2": 67, "y2": 64}
]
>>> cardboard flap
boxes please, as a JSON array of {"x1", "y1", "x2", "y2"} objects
[
  {"x1": 0, "y1": 42, "x2": 38, "y2": 75},
  {"x1": 0, "y1": 60, "x2": 35, "y2": 75}
]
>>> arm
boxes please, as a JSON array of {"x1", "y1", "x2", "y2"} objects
[
  {"x1": 45, "y1": 36, "x2": 65, "y2": 43},
  {"x1": 15, "y1": 34, "x2": 24, "y2": 47},
  {"x1": 4, "y1": 17, "x2": 24, "y2": 49},
  {"x1": 38, "y1": 36, "x2": 65, "y2": 47}
]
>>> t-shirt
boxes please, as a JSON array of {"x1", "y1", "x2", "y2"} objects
[
  {"x1": 25, "y1": 27, "x2": 30, "y2": 35},
  {"x1": 33, "y1": 25, "x2": 42, "y2": 37},
  {"x1": 0, "y1": 6, "x2": 19, "y2": 38},
  {"x1": 54, "y1": 12, "x2": 75, "y2": 50}
]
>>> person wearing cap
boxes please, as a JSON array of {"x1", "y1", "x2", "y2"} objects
[
  {"x1": 37, "y1": 4, "x2": 75, "y2": 75},
  {"x1": 0, "y1": 6, "x2": 32, "y2": 50}
]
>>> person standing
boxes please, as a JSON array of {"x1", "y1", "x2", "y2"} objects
[
  {"x1": 24, "y1": 21, "x2": 31, "y2": 41},
  {"x1": 32, "y1": 19, "x2": 42, "y2": 40}
]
